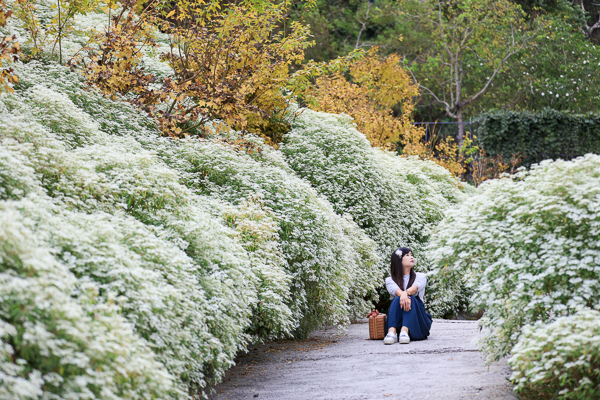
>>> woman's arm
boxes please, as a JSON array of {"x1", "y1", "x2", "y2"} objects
[
  {"x1": 405, "y1": 285, "x2": 418, "y2": 296},
  {"x1": 386, "y1": 278, "x2": 411, "y2": 311},
  {"x1": 406, "y1": 274, "x2": 427, "y2": 299},
  {"x1": 385, "y1": 277, "x2": 401, "y2": 296},
  {"x1": 399, "y1": 288, "x2": 411, "y2": 311},
  {"x1": 386, "y1": 277, "x2": 421, "y2": 310},
  {"x1": 414, "y1": 273, "x2": 427, "y2": 291}
]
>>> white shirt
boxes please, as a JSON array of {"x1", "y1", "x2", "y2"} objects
[{"x1": 385, "y1": 272, "x2": 427, "y2": 302}]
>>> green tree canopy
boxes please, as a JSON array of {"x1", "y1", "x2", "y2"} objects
[{"x1": 401, "y1": 0, "x2": 538, "y2": 146}]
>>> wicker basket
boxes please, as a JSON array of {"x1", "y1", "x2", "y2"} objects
[{"x1": 368, "y1": 314, "x2": 387, "y2": 340}]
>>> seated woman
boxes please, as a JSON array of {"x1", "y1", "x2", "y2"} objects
[{"x1": 383, "y1": 247, "x2": 433, "y2": 344}]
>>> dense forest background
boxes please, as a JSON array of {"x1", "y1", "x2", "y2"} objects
[
  {"x1": 3, "y1": 0, "x2": 599, "y2": 179},
  {"x1": 283, "y1": 0, "x2": 600, "y2": 180},
  {"x1": 291, "y1": 0, "x2": 600, "y2": 120}
]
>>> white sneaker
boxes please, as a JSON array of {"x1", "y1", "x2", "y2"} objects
[
  {"x1": 383, "y1": 332, "x2": 398, "y2": 345},
  {"x1": 399, "y1": 331, "x2": 410, "y2": 344}
]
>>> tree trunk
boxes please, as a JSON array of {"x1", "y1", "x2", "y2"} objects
[{"x1": 457, "y1": 106, "x2": 464, "y2": 148}]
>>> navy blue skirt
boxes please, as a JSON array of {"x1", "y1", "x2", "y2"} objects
[{"x1": 385, "y1": 295, "x2": 433, "y2": 340}]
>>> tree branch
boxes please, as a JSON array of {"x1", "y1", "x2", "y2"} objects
[
  {"x1": 405, "y1": 64, "x2": 455, "y2": 117},
  {"x1": 355, "y1": 2, "x2": 372, "y2": 50},
  {"x1": 588, "y1": 17, "x2": 600, "y2": 37},
  {"x1": 462, "y1": 24, "x2": 539, "y2": 107}
]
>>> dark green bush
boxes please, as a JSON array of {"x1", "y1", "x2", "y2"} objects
[{"x1": 474, "y1": 109, "x2": 600, "y2": 166}]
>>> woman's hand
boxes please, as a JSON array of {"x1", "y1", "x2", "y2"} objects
[{"x1": 400, "y1": 292, "x2": 412, "y2": 312}]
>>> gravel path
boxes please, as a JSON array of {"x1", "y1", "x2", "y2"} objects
[{"x1": 209, "y1": 319, "x2": 516, "y2": 400}]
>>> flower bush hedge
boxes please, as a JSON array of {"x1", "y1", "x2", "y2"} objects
[
  {"x1": 0, "y1": 62, "x2": 388, "y2": 397},
  {"x1": 0, "y1": 7, "x2": 468, "y2": 395},
  {"x1": 281, "y1": 109, "x2": 466, "y2": 316},
  {"x1": 427, "y1": 154, "x2": 600, "y2": 396},
  {"x1": 0, "y1": 198, "x2": 177, "y2": 400},
  {"x1": 509, "y1": 310, "x2": 600, "y2": 400},
  {"x1": 1, "y1": 64, "x2": 261, "y2": 396},
  {"x1": 170, "y1": 133, "x2": 382, "y2": 335}
]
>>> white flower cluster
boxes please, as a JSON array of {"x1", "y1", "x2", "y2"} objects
[
  {"x1": 167, "y1": 133, "x2": 382, "y2": 335},
  {"x1": 427, "y1": 154, "x2": 600, "y2": 393},
  {"x1": 509, "y1": 310, "x2": 600, "y2": 399},
  {"x1": 281, "y1": 109, "x2": 466, "y2": 315},
  {"x1": 0, "y1": 61, "x2": 392, "y2": 397},
  {"x1": 0, "y1": 62, "x2": 292, "y2": 397},
  {"x1": 0, "y1": 199, "x2": 178, "y2": 400}
]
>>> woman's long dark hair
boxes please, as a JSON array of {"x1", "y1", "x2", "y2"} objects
[{"x1": 390, "y1": 247, "x2": 416, "y2": 291}]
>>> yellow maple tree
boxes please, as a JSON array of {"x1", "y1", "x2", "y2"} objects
[
  {"x1": 302, "y1": 47, "x2": 418, "y2": 149},
  {"x1": 301, "y1": 47, "x2": 472, "y2": 177},
  {"x1": 80, "y1": 0, "x2": 311, "y2": 141}
]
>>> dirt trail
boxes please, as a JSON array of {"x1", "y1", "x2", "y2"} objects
[{"x1": 209, "y1": 319, "x2": 516, "y2": 400}]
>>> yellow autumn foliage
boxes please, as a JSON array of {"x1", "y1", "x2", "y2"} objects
[
  {"x1": 0, "y1": 0, "x2": 20, "y2": 92},
  {"x1": 302, "y1": 47, "x2": 470, "y2": 177},
  {"x1": 402, "y1": 127, "x2": 473, "y2": 177},
  {"x1": 302, "y1": 48, "x2": 417, "y2": 149},
  {"x1": 79, "y1": 0, "x2": 158, "y2": 99},
  {"x1": 79, "y1": 0, "x2": 311, "y2": 141}
]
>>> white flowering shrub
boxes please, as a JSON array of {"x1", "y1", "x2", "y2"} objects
[
  {"x1": 0, "y1": 62, "x2": 295, "y2": 396},
  {"x1": 0, "y1": 61, "x2": 385, "y2": 396},
  {"x1": 427, "y1": 154, "x2": 600, "y2": 361},
  {"x1": 509, "y1": 310, "x2": 600, "y2": 400},
  {"x1": 280, "y1": 109, "x2": 465, "y2": 316},
  {"x1": 24, "y1": 62, "x2": 380, "y2": 332},
  {"x1": 0, "y1": 115, "x2": 250, "y2": 395},
  {"x1": 0, "y1": 198, "x2": 177, "y2": 400},
  {"x1": 20, "y1": 61, "x2": 297, "y2": 342},
  {"x1": 169, "y1": 136, "x2": 382, "y2": 334},
  {"x1": 214, "y1": 199, "x2": 296, "y2": 341}
]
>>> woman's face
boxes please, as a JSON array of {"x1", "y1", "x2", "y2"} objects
[{"x1": 402, "y1": 252, "x2": 415, "y2": 269}]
